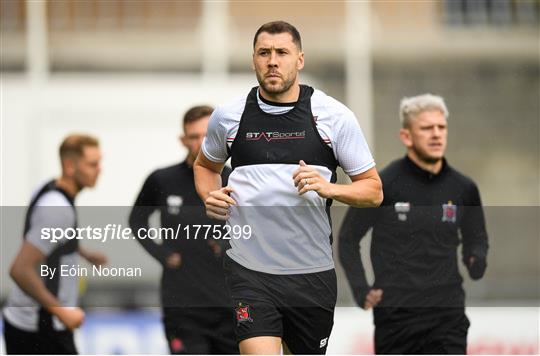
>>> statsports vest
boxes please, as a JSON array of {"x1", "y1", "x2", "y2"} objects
[{"x1": 225, "y1": 85, "x2": 339, "y2": 274}]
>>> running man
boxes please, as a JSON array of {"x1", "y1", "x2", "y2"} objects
[
  {"x1": 194, "y1": 21, "x2": 383, "y2": 354},
  {"x1": 3, "y1": 134, "x2": 107, "y2": 354}
]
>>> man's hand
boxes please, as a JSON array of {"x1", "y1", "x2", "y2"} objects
[
  {"x1": 466, "y1": 255, "x2": 486, "y2": 280},
  {"x1": 363, "y1": 289, "x2": 383, "y2": 310},
  {"x1": 204, "y1": 186, "x2": 236, "y2": 221},
  {"x1": 208, "y1": 240, "x2": 223, "y2": 257},
  {"x1": 166, "y1": 252, "x2": 182, "y2": 268},
  {"x1": 293, "y1": 160, "x2": 334, "y2": 198},
  {"x1": 80, "y1": 248, "x2": 107, "y2": 266},
  {"x1": 49, "y1": 306, "x2": 85, "y2": 330}
]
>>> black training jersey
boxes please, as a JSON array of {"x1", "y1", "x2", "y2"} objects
[
  {"x1": 339, "y1": 156, "x2": 489, "y2": 308},
  {"x1": 129, "y1": 161, "x2": 231, "y2": 308}
]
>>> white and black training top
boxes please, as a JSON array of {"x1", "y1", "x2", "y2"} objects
[
  {"x1": 202, "y1": 85, "x2": 375, "y2": 274},
  {"x1": 3, "y1": 180, "x2": 79, "y2": 332}
]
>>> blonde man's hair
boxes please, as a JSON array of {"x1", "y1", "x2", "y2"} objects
[{"x1": 399, "y1": 94, "x2": 449, "y2": 128}]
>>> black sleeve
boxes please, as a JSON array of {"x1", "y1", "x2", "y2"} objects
[
  {"x1": 128, "y1": 173, "x2": 171, "y2": 265},
  {"x1": 461, "y1": 182, "x2": 489, "y2": 280},
  {"x1": 338, "y1": 206, "x2": 378, "y2": 307}
]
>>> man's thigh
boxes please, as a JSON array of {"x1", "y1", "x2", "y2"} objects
[
  {"x1": 281, "y1": 268, "x2": 337, "y2": 354},
  {"x1": 4, "y1": 318, "x2": 77, "y2": 355},
  {"x1": 163, "y1": 307, "x2": 239, "y2": 355},
  {"x1": 4, "y1": 319, "x2": 42, "y2": 355},
  {"x1": 422, "y1": 310, "x2": 469, "y2": 354},
  {"x1": 239, "y1": 336, "x2": 282, "y2": 354},
  {"x1": 374, "y1": 308, "x2": 469, "y2": 355},
  {"x1": 224, "y1": 256, "x2": 337, "y2": 354},
  {"x1": 224, "y1": 256, "x2": 284, "y2": 343},
  {"x1": 209, "y1": 308, "x2": 240, "y2": 354},
  {"x1": 374, "y1": 319, "x2": 425, "y2": 354},
  {"x1": 163, "y1": 313, "x2": 211, "y2": 355},
  {"x1": 281, "y1": 306, "x2": 335, "y2": 355}
]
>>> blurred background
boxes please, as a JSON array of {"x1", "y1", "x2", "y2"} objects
[{"x1": 1, "y1": 0, "x2": 539, "y2": 354}]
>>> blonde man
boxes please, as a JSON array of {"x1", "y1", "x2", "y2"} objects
[
  {"x1": 3, "y1": 134, "x2": 107, "y2": 354},
  {"x1": 340, "y1": 94, "x2": 488, "y2": 354}
]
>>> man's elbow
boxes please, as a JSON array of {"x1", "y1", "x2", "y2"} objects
[
  {"x1": 365, "y1": 180, "x2": 383, "y2": 207},
  {"x1": 193, "y1": 164, "x2": 205, "y2": 181},
  {"x1": 193, "y1": 152, "x2": 202, "y2": 169},
  {"x1": 9, "y1": 262, "x2": 22, "y2": 283},
  {"x1": 372, "y1": 186, "x2": 384, "y2": 207},
  {"x1": 193, "y1": 154, "x2": 212, "y2": 181}
]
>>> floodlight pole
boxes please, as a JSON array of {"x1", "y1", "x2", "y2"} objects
[
  {"x1": 26, "y1": 0, "x2": 49, "y2": 85},
  {"x1": 201, "y1": 1, "x2": 229, "y2": 81},
  {"x1": 345, "y1": 1, "x2": 373, "y2": 147}
]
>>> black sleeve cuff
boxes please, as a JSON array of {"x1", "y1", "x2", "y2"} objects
[
  {"x1": 465, "y1": 255, "x2": 487, "y2": 280},
  {"x1": 353, "y1": 287, "x2": 370, "y2": 308}
]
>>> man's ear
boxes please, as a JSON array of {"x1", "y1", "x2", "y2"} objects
[
  {"x1": 297, "y1": 52, "x2": 304, "y2": 71},
  {"x1": 62, "y1": 158, "x2": 76, "y2": 177},
  {"x1": 179, "y1": 134, "x2": 187, "y2": 148},
  {"x1": 399, "y1": 128, "x2": 412, "y2": 148}
]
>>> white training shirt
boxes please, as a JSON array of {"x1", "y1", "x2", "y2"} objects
[
  {"x1": 202, "y1": 88, "x2": 375, "y2": 274},
  {"x1": 3, "y1": 183, "x2": 79, "y2": 332}
]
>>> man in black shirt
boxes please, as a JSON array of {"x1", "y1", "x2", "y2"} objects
[
  {"x1": 129, "y1": 106, "x2": 237, "y2": 354},
  {"x1": 339, "y1": 94, "x2": 489, "y2": 354}
]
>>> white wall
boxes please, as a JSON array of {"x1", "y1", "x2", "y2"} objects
[{"x1": 1, "y1": 73, "x2": 258, "y2": 206}]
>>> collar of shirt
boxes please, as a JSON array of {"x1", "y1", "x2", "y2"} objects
[
  {"x1": 180, "y1": 160, "x2": 194, "y2": 173},
  {"x1": 404, "y1": 155, "x2": 449, "y2": 181},
  {"x1": 256, "y1": 88, "x2": 297, "y2": 115}
]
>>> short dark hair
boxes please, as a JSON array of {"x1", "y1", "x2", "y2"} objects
[
  {"x1": 182, "y1": 105, "x2": 213, "y2": 128},
  {"x1": 59, "y1": 134, "x2": 99, "y2": 161},
  {"x1": 253, "y1": 21, "x2": 302, "y2": 51}
]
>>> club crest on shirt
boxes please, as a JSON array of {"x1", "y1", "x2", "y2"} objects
[
  {"x1": 442, "y1": 201, "x2": 457, "y2": 223},
  {"x1": 235, "y1": 303, "x2": 253, "y2": 323},
  {"x1": 394, "y1": 202, "x2": 410, "y2": 221},
  {"x1": 167, "y1": 195, "x2": 183, "y2": 215}
]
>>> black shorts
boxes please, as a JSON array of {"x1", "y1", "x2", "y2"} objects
[
  {"x1": 374, "y1": 307, "x2": 470, "y2": 354},
  {"x1": 3, "y1": 317, "x2": 77, "y2": 355},
  {"x1": 163, "y1": 307, "x2": 239, "y2": 354},
  {"x1": 223, "y1": 256, "x2": 337, "y2": 354}
]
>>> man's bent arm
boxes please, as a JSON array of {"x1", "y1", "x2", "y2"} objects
[
  {"x1": 10, "y1": 241, "x2": 64, "y2": 310},
  {"x1": 338, "y1": 206, "x2": 377, "y2": 307},
  {"x1": 461, "y1": 183, "x2": 489, "y2": 280},
  {"x1": 194, "y1": 152, "x2": 226, "y2": 202},
  {"x1": 332, "y1": 168, "x2": 383, "y2": 208},
  {"x1": 129, "y1": 174, "x2": 172, "y2": 265}
]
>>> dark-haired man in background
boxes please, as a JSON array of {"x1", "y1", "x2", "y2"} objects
[{"x1": 129, "y1": 106, "x2": 236, "y2": 354}]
